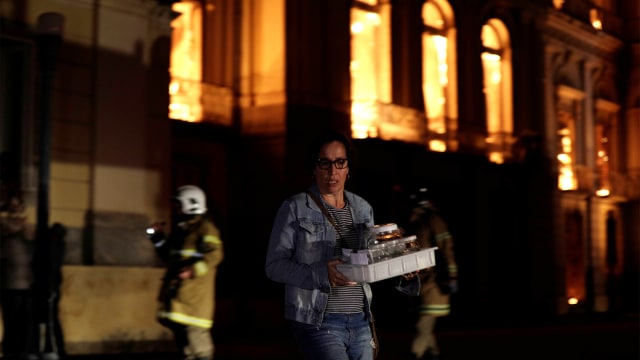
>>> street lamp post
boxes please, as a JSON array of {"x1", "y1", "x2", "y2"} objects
[
  {"x1": 35, "y1": 12, "x2": 64, "y2": 251},
  {"x1": 34, "y1": 12, "x2": 64, "y2": 360}
]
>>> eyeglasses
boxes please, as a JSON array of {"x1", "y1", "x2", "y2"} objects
[{"x1": 316, "y1": 158, "x2": 349, "y2": 170}]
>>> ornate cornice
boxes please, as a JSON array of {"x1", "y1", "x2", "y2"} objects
[{"x1": 539, "y1": 9, "x2": 623, "y2": 60}]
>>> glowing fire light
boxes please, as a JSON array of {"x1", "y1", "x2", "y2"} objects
[{"x1": 568, "y1": 297, "x2": 579, "y2": 305}]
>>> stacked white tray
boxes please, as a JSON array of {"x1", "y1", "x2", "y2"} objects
[{"x1": 336, "y1": 246, "x2": 437, "y2": 283}]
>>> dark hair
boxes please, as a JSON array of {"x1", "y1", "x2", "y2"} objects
[{"x1": 305, "y1": 129, "x2": 356, "y2": 173}]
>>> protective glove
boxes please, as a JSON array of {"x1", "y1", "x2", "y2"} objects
[
  {"x1": 448, "y1": 279, "x2": 459, "y2": 295},
  {"x1": 395, "y1": 274, "x2": 421, "y2": 296},
  {"x1": 146, "y1": 222, "x2": 167, "y2": 247}
]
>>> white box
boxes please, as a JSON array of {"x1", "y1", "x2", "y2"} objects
[{"x1": 336, "y1": 247, "x2": 438, "y2": 283}]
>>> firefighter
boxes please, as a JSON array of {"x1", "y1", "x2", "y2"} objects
[
  {"x1": 147, "y1": 185, "x2": 224, "y2": 360},
  {"x1": 399, "y1": 187, "x2": 458, "y2": 360}
]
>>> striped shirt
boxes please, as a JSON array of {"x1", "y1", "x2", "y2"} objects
[{"x1": 325, "y1": 201, "x2": 365, "y2": 314}]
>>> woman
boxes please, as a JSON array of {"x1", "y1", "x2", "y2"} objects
[{"x1": 265, "y1": 129, "x2": 376, "y2": 360}]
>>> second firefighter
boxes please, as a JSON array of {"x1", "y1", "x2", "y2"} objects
[{"x1": 148, "y1": 185, "x2": 224, "y2": 360}]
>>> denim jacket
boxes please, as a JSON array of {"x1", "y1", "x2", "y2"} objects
[{"x1": 265, "y1": 184, "x2": 375, "y2": 327}]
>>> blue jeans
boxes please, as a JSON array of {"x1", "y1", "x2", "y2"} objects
[{"x1": 292, "y1": 312, "x2": 374, "y2": 360}]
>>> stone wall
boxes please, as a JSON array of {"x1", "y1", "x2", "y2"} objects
[{"x1": 58, "y1": 265, "x2": 173, "y2": 354}]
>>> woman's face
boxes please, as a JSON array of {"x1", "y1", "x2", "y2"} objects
[{"x1": 313, "y1": 140, "x2": 349, "y2": 195}]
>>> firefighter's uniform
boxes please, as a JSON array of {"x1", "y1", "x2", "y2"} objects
[
  {"x1": 406, "y1": 205, "x2": 458, "y2": 360},
  {"x1": 154, "y1": 215, "x2": 223, "y2": 360}
]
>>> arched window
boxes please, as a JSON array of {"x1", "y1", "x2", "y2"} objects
[
  {"x1": 350, "y1": 0, "x2": 391, "y2": 139},
  {"x1": 422, "y1": 0, "x2": 458, "y2": 152},
  {"x1": 481, "y1": 18, "x2": 513, "y2": 163}
]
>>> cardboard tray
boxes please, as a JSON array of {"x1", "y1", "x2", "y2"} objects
[{"x1": 336, "y1": 247, "x2": 437, "y2": 283}]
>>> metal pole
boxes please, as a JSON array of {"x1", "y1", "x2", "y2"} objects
[
  {"x1": 35, "y1": 12, "x2": 64, "y2": 358},
  {"x1": 35, "y1": 13, "x2": 63, "y2": 251}
]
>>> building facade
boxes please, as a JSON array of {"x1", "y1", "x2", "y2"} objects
[{"x1": 0, "y1": 0, "x2": 638, "y2": 354}]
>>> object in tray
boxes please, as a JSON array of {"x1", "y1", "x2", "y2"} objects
[
  {"x1": 337, "y1": 247, "x2": 438, "y2": 283},
  {"x1": 368, "y1": 235, "x2": 420, "y2": 263},
  {"x1": 341, "y1": 248, "x2": 369, "y2": 265},
  {"x1": 372, "y1": 223, "x2": 403, "y2": 242}
]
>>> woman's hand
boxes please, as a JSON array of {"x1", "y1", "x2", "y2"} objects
[
  {"x1": 327, "y1": 259, "x2": 357, "y2": 286},
  {"x1": 401, "y1": 271, "x2": 420, "y2": 280}
]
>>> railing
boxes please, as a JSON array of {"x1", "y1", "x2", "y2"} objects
[
  {"x1": 574, "y1": 165, "x2": 640, "y2": 200},
  {"x1": 169, "y1": 77, "x2": 233, "y2": 126}
]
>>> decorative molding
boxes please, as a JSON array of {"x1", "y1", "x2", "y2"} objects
[
  {"x1": 540, "y1": 10, "x2": 623, "y2": 59},
  {"x1": 594, "y1": 98, "x2": 620, "y2": 112},
  {"x1": 556, "y1": 84, "x2": 585, "y2": 100}
]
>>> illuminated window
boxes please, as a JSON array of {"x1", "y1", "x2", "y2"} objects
[
  {"x1": 481, "y1": 19, "x2": 513, "y2": 164},
  {"x1": 555, "y1": 85, "x2": 583, "y2": 191},
  {"x1": 422, "y1": 0, "x2": 458, "y2": 152},
  {"x1": 594, "y1": 99, "x2": 619, "y2": 197},
  {"x1": 557, "y1": 110, "x2": 577, "y2": 191},
  {"x1": 595, "y1": 123, "x2": 611, "y2": 196},
  {"x1": 169, "y1": 1, "x2": 203, "y2": 122},
  {"x1": 350, "y1": 0, "x2": 391, "y2": 139}
]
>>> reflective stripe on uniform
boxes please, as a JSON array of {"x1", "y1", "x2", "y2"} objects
[
  {"x1": 204, "y1": 234, "x2": 221, "y2": 245},
  {"x1": 171, "y1": 248, "x2": 204, "y2": 259},
  {"x1": 434, "y1": 232, "x2": 451, "y2": 243},
  {"x1": 419, "y1": 304, "x2": 450, "y2": 316},
  {"x1": 158, "y1": 310, "x2": 213, "y2": 328},
  {"x1": 193, "y1": 260, "x2": 208, "y2": 277},
  {"x1": 448, "y1": 264, "x2": 458, "y2": 274}
]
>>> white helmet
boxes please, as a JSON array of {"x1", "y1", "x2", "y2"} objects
[{"x1": 172, "y1": 185, "x2": 207, "y2": 215}]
